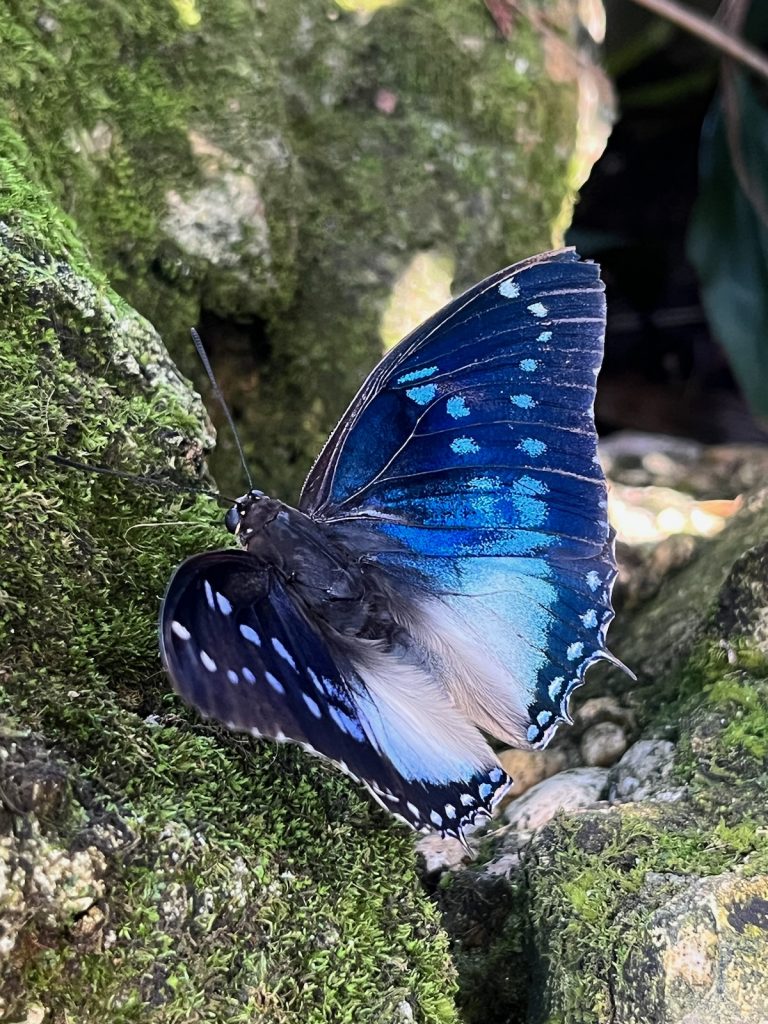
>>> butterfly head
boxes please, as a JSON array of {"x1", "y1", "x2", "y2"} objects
[{"x1": 225, "y1": 489, "x2": 282, "y2": 542}]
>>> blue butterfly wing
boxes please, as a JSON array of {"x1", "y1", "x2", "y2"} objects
[
  {"x1": 160, "y1": 551, "x2": 510, "y2": 836},
  {"x1": 300, "y1": 249, "x2": 622, "y2": 747}
]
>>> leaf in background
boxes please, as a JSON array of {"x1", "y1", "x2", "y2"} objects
[{"x1": 688, "y1": 70, "x2": 768, "y2": 420}]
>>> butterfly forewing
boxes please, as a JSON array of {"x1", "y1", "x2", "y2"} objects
[{"x1": 160, "y1": 551, "x2": 509, "y2": 835}]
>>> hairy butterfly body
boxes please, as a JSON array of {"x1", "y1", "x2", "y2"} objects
[{"x1": 161, "y1": 249, "x2": 627, "y2": 839}]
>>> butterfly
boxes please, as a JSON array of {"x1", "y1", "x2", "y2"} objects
[{"x1": 160, "y1": 248, "x2": 627, "y2": 840}]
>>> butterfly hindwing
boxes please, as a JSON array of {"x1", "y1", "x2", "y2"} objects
[
  {"x1": 160, "y1": 551, "x2": 510, "y2": 835},
  {"x1": 160, "y1": 248, "x2": 621, "y2": 834},
  {"x1": 301, "y1": 249, "x2": 620, "y2": 747}
]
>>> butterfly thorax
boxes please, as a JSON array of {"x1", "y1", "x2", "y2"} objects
[{"x1": 227, "y1": 490, "x2": 402, "y2": 642}]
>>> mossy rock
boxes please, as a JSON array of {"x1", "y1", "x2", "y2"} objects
[
  {"x1": 0, "y1": 2, "x2": 612, "y2": 1018},
  {"x1": 438, "y1": 490, "x2": 768, "y2": 1024},
  {"x1": 1, "y1": 0, "x2": 609, "y2": 498},
  {"x1": 0, "y1": 129, "x2": 458, "y2": 1020}
]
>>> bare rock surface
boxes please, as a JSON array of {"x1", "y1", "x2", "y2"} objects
[
  {"x1": 609, "y1": 739, "x2": 678, "y2": 803},
  {"x1": 614, "y1": 873, "x2": 768, "y2": 1024},
  {"x1": 502, "y1": 768, "x2": 610, "y2": 833}
]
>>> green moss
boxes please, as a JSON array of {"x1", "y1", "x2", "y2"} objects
[
  {"x1": 251, "y1": 1, "x2": 576, "y2": 500},
  {"x1": 0, "y1": 134, "x2": 458, "y2": 1022},
  {"x1": 1, "y1": 4, "x2": 600, "y2": 1015},
  {"x1": 2, "y1": 0, "x2": 583, "y2": 498},
  {"x1": 659, "y1": 643, "x2": 768, "y2": 784},
  {"x1": 524, "y1": 642, "x2": 768, "y2": 1024},
  {"x1": 1, "y1": 0, "x2": 299, "y2": 365}
]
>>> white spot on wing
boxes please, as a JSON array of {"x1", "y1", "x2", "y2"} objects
[
  {"x1": 303, "y1": 693, "x2": 322, "y2": 718},
  {"x1": 227, "y1": 669, "x2": 239, "y2": 685},
  {"x1": 203, "y1": 580, "x2": 215, "y2": 609},
  {"x1": 429, "y1": 810, "x2": 443, "y2": 827},
  {"x1": 200, "y1": 650, "x2": 217, "y2": 672},
  {"x1": 528, "y1": 302, "x2": 548, "y2": 317},
  {"x1": 498, "y1": 279, "x2": 520, "y2": 298},
  {"x1": 308, "y1": 667, "x2": 325, "y2": 693},
  {"x1": 548, "y1": 676, "x2": 565, "y2": 702},
  {"x1": 171, "y1": 621, "x2": 191, "y2": 640},
  {"x1": 216, "y1": 592, "x2": 232, "y2": 614},
  {"x1": 271, "y1": 637, "x2": 297, "y2": 669},
  {"x1": 567, "y1": 642, "x2": 584, "y2": 661},
  {"x1": 240, "y1": 624, "x2": 261, "y2": 646},
  {"x1": 265, "y1": 672, "x2": 286, "y2": 695}
]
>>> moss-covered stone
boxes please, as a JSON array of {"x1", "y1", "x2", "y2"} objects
[
  {"x1": 0, "y1": 125, "x2": 458, "y2": 1020},
  {"x1": 615, "y1": 872, "x2": 768, "y2": 1024},
  {"x1": 609, "y1": 489, "x2": 768, "y2": 686},
  {"x1": 522, "y1": 498, "x2": 768, "y2": 1022},
  {"x1": 436, "y1": 482, "x2": 768, "y2": 1023},
  {"x1": 0, "y1": 0, "x2": 607, "y2": 498},
  {"x1": 1, "y1": 3, "x2": 612, "y2": 1017}
]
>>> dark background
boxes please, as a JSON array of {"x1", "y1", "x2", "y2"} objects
[{"x1": 571, "y1": 0, "x2": 768, "y2": 446}]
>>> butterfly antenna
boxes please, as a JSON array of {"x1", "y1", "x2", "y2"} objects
[
  {"x1": 190, "y1": 328, "x2": 254, "y2": 491},
  {"x1": 47, "y1": 455, "x2": 235, "y2": 504}
]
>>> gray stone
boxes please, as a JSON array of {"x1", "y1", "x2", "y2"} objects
[
  {"x1": 416, "y1": 834, "x2": 468, "y2": 876},
  {"x1": 580, "y1": 721, "x2": 628, "y2": 767},
  {"x1": 610, "y1": 739, "x2": 677, "y2": 803},
  {"x1": 615, "y1": 873, "x2": 768, "y2": 1024},
  {"x1": 503, "y1": 767, "x2": 609, "y2": 832}
]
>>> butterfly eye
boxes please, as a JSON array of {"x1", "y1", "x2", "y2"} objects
[{"x1": 224, "y1": 505, "x2": 242, "y2": 533}]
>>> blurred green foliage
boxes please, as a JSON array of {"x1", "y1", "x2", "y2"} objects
[{"x1": 688, "y1": 4, "x2": 768, "y2": 420}]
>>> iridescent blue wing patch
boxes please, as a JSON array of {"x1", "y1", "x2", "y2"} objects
[
  {"x1": 301, "y1": 249, "x2": 624, "y2": 748},
  {"x1": 160, "y1": 551, "x2": 509, "y2": 835}
]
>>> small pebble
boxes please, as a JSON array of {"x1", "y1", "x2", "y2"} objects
[
  {"x1": 574, "y1": 696, "x2": 636, "y2": 732},
  {"x1": 580, "y1": 721, "x2": 628, "y2": 767},
  {"x1": 497, "y1": 747, "x2": 568, "y2": 798},
  {"x1": 416, "y1": 834, "x2": 468, "y2": 875},
  {"x1": 503, "y1": 767, "x2": 609, "y2": 832}
]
